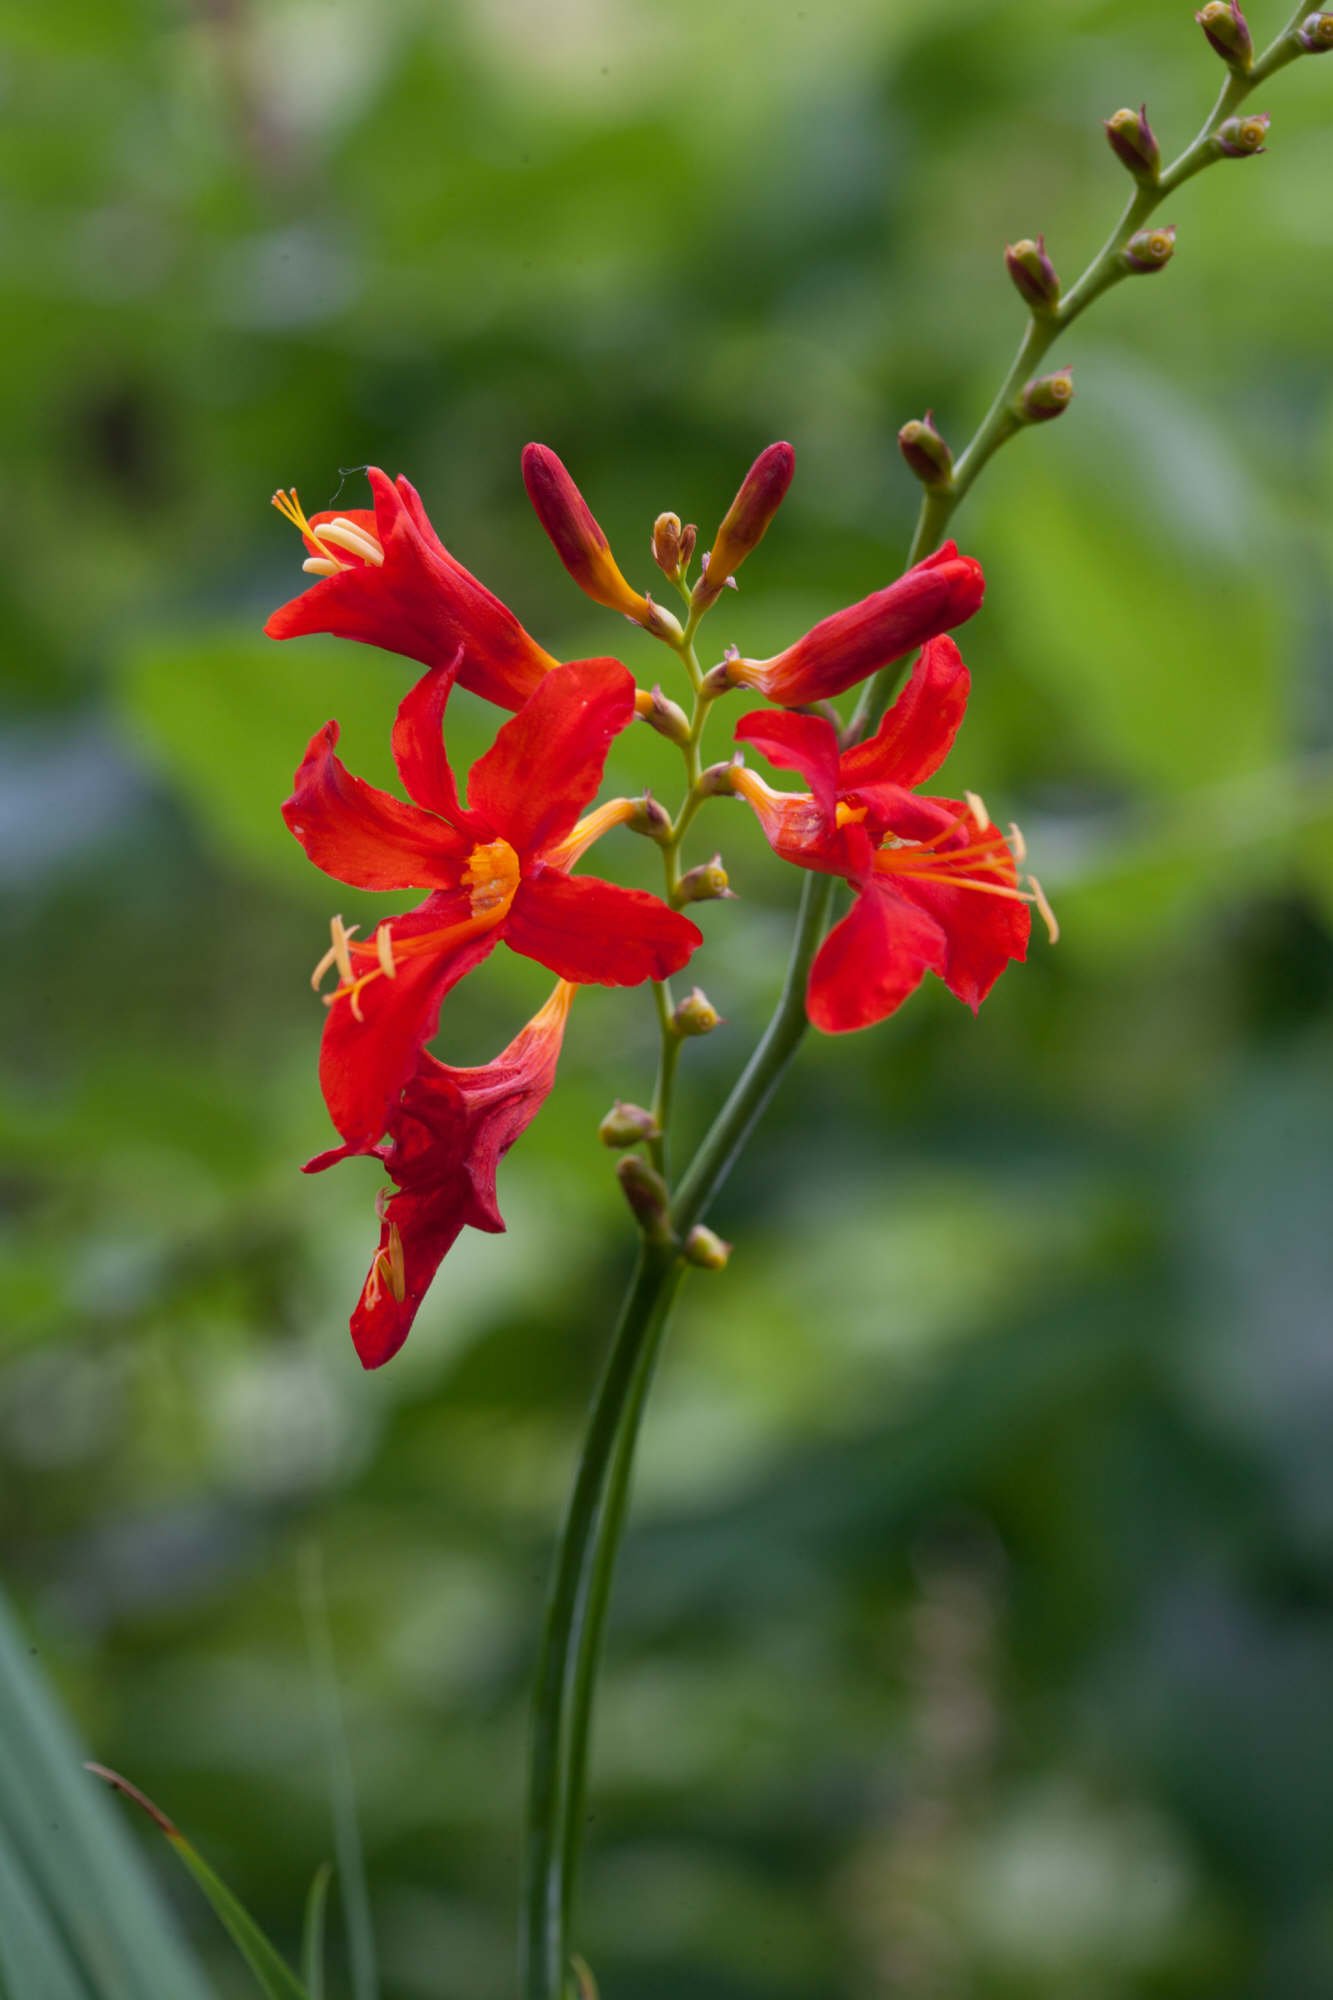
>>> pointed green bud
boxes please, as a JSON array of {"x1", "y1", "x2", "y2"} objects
[
  {"x1": 671, "y1": 987, "x2": 723, "y2": 1037},
  {"x1": 627, "y1": 793, "x2": 673, "y2": 842},
  {"x1": 682, "y1": 1226, "x2": 732, "y2": 1272},
  {"x1": 1005, "y1": 236, "x2": 1061, "y2": 313},
  {"x1": 1019, "y1": 367, "x2": 1074, "y2": 424},
  {"x1": 616, "y1": 1156, "x2": 673, "y2": 1241},
  {"x1": 638, "y1": 683, "x2": 692, "y2": 746},
  {"x1": 598, "y1": 1101, "x2": 661, "y2": 1149},
  {"x1": 1297, "y1": 13, "x2": 1333, "y2": 52},
  {"x1": 673, "y1": 854, "x2": 734, "y2": 907},
  {"x1": 897, "y1": 412, "x2": 954, "y2": 489},
  {"x1": 1105, "y1": 105, "x2": 1161, "y2": 182},
  {"x1": 1197, "y1": 1, "x2": 1253, "y2": 68},
  {"x1": 1213, "y1": 111, "x2": 1270, "y2": 157},
  {"x1": 1122, "y1": 223, "x2": 1177, "y2": 274}
]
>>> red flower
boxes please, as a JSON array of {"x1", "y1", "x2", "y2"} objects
[
  {"x1": 286, "y1": 654, "x2": 701, "y2": 1148},
  {"x1": 730, "y1": 636, "x2": 1054, "y2": 1032},
  {"x1": 306, "y1": 982, "x2": 576, "y2": 1369},
  {"x1": 719, "y1": 542, "x2": 984, "y2": 706},
  {"x1": 266, "y1": 470, "x2": 559, "y2": 711},
  {"x1": 521, "y1": 444, "x2": 663, "y2": 630}
]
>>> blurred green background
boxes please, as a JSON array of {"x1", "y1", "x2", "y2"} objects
[{"x1": 4, "y1": 0, "x2": 1333, "y2": 1993}]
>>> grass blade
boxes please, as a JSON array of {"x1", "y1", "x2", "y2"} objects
[
  {"x1": 301, "y1": 1863, "x2": 333, "y2": 2000},
  {"x1": 300, "y1": 1546, "x2": 379, "y2": 2000}
]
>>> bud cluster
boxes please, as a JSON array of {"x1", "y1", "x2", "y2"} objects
[{"x1": 651, "y1": 511, "x2": 697, "y2": 584}]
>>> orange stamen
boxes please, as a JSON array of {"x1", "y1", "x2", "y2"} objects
[{"x1": 272, "y1": 487, "x2": 346, "y2": 570}]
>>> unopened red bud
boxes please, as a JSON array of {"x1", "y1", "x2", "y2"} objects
[
  {"x1": 1105, "y1": 105, "x2": 1161, "y2": 181},
  {"x1": 693, "y1": 442, "x2": 795, "y2": 611},
  {"x1": 1214, "y1": 111, "x2": 1270, "y2": 157},
  {"x1": 672, "y1": 988, "x2": 723, "y2": 1037},
  {"x1": 1298, "y1": 13, "x2": 1333, "y2": 52},
  {"x1": 628, "y1": 794, "x2": 673, "y2": 843},
  {"x1": 678, "y1": 523, "x2": 697, "y2": 567},
  {"x1": 682, "y1": 1226, "x2": 731, "y2": 1272},
  {"x1": 1020, "y1": 367, "x2": 1074, "y2": 424},
  {"x1": 898, "y1": 413, "x2": 954, "y2": 489},
  {"x1": 1122, "y1": 223, "x2": 1177, "y2": 274},
  {"x1": 652, "y1": 511, "x2": 682, "y2": 578},
  {"x1": 522, "y1": 443, "x2": 659, "y2": 630},
  {"x1": 639, "y1": 684, "x2": 692, "y2": 746},
  {"x1": 1197, "y1": 0, "x2": 1253, "y2": 67},
  {"x1": 616, "y1": 1155, "x2": 673, "y2": 1240},
  {"x1": 673, "y1": 855, "x2": 733, "y2": 907},
  {"x1": 599, "y1": 1101, "x2": 661, "y2": 1149},
  {"x1": 1005, "y1": 237, "x2": 1061, "y2": 312}
]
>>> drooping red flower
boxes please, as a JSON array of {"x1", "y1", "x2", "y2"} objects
[
  {"x1": 286, "y1": 654, "x2": 701, "y2": 1148},
  {"x1": 719, "y1": 542, "x2": 985, "y2": 706},
  {"x1": 266, "y1": 470, "x2": 559, "y2": 710},
  {"x1": 730, "y1": 636, "x2": 1054, "y2": 1032},
  {"x1": 306, "y1": 981, "x2": 576, "y2": 1369}
]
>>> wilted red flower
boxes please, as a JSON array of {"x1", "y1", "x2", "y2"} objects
[
  {"x1": 267, "y1": 470, "x2": 559, "y2": 710},
  {"x1": 307, "y1": 982, "x2": 576, "y2": 1369},
  {"x1": 286, "y1": 654, "x2": 701, "y2": 1148},
  {"x1": 719, "y1": 542, "x2": 984, "y2": 706},
  {"x1": 730, "y1": 636, "x2": 1054, "y2": 1032}
]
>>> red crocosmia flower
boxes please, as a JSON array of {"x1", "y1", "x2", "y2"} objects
[
  {"x1": 730, "y1": 636, "x2": 1056, "y2": 1032},
  {"x1": 285, "y1": 653, "x2": 701, "y2": 1149},
  {"x1": 266, "y1": 470, "x2": 559, "y2": 711},
  {"x1": 306, "y1": 981, "x2": 576, "y2": 1369},
  {"x1": 721, "y1": 542, "x2": 985, "y2": 706},
  {"x1": 521, "y1": 444, "x2": 663, "y2": 631}
]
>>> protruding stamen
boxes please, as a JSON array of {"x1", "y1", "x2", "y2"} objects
[
  {"x1": 383, "y1": 1222, "x2": 406, "y2": 1302},
  {"x1": 965, "y1": 790, "x2": 989, "y2": 831},
  {"x1": 318, "y1": 517, "x2": 385, "y2": 566},
  {"x1": 376, "y1": 925, "x2": 398, "y2": 980},
  {"x1": 1029, "y1": 874, "x2": 1060, "y2": 944},
  {"x1": 302, "y1": 556, "x2": 342, "y2": 577},
  {"x1": 1008, "y1": 820, "x2": 1028, "y2": 865},
  {"x1": 311, "y1": 915, "x2": 359, "y2": 991},
  {"x1": 272, "y1": 487, "x2": 346, "y2": 570}
]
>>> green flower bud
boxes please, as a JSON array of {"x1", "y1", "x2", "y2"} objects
[
  {"x1": 1019, "y1": 367, "x2": 1074, "y2": 424},
  {"x1": 1122, "y1": 223, "x2": 1177, "y2": 274},
  {"x1": 673, "y1": 854, "x2": 734, "y2": 907},
  {"x1": 1297, "y1": 13, "x2": 1333, "y2": 53},
  {"x1": 1214, "y1": 111, "x2": 1270, "y2": 157},
  {"x1": 598, "y1": 1101, "x2": 661, "y2": 1149},
  {"x1": 897, "y1": 412, "x2": 954, "y2": 489},
  {"x1": 1005, "y1": 236, "x2": 1061, "y2": 313},
  {"x1": 1105, "y1": 104, "x2": 1161, "y2": 181},
  {"x1": 682, "y1": 1226, "x2": 732, "y2": 1272},
  {"x1": 1196, "y1": 0, "x2": 1253, "y2": 68},
  {"x1": 616, "y1": 1156, "x2": 673, "y2": 1241},
  {"x1": 672, "y1": 987, "x2": 724, "y2": 1037},
  {"x1": 639, "y1": 683, "x2": 692, "y2": 746}
]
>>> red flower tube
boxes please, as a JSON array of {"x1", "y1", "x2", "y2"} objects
[
  {"x1": 267, "y1": 469, "x2": 559, "y2": 710},
  {"x1": 693, "y1": 441, "x2": 795, "y2": 610},
  {"x1": 306, "y1": 982, "x2": 576, "y2": 1369},
  {"x1": 521, "y1": 444, "x2": 664, "y2": 630},
  {"x1": 729, "y1": 636, "x2": 1054, "y2": 1031},
  {"x1": 286, "y1": 653, "x2": 701, "y2": 1148},
  {"x1": 720, "y1": 542, "x2": 984, "y2": 706}
]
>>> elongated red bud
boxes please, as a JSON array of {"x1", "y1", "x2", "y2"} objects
[
  {"x1": 898, "y1": 412, "x2": 954, "y2": 489},
  {"x1": 1005, "y1": 237, "x2": 1061, "y2": 312},
  {"x1": 693, "y1": 442, "x2": 795, "y2": 611},
  {"x1": 1213, "y1": 111, "x2": 1270, "y2": 157},
  {"x1": 522, "y1": 444, "x2": 658, "y2": 629},
  {"x1": 1020, "y1": 367, "x2": 1074, "y2": 423},
  {"x1": 1122, "y1": 223, "x2": 1177, "y2": 274},
  {"x1": 1105, "y1": 105, "x2": 1161, "y2": 181},
  {"x1": 1298, "y1": 13, "x2": 1333, "y2": 52},
  {"x1": 1197, "y1": 0, "x2": 1253, "y2": 67}
]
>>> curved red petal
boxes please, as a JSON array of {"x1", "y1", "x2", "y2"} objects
[
  {"x1": 505, "y1": 869, "x2": 701, "y2": 985},
  {"x1": 839, "y1": 636, "x2": 972, "y2": 792},
  {"x1": 389, "y1": 656, "x2": 484, "y2": 833},
  {"x1": 266, "y1": 468, "x2": 558, "y2": 711},
  {"x1": 350, "y1": 1174, "x2": 469, "y2": 1369},
  {"x1": 283, "y1": 719, "x2": 471, "y2": 890},
  {"x1": 734, "y1": 708, "x2": 842, "y2": 821},
  {"x1": 318, "y1": 899, "x2": 499, "y2": 1147},
  {"x1": 887, "y1": 794, "x2": 1030, "y2": 1010},
  {"x1": 466, "y1": 657, "x2": 637, "y2": 856},
  {"x1": 806, "y1": 879, "x2": 947, "y2": 1033}
]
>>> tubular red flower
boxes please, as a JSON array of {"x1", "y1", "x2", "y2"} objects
[
  {"x1": 521, "y1": 444, "x2": 657, "y2": 628},
  {"x1": 731, "y1": 636, "x2": 1048, "y2": 1031},
  {"x1": 726, "y1": 542, "x2": 985, "y2": 706},
  {"x1": 306, "y1": 982, "x2": 577, "y2": 1368},
  {"x1": 267, "y1": 469, "x2": 559, "y2": 710},
  {"x1": 285, "y1": 654, "x2": 701, "y2": 1147}
]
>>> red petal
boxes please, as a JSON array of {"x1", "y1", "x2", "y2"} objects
[
  {"x1": 806, "y1": 878, "x2": 947, "y2": 1033},
  {"x1": 390, "y1": 656, "x2": 482, "y2": 832},
  {"x1": 888, "y1": 794, "x2": 1030, "y2": 1010},
  {"x1": 318, "y1": 896, "x2": 499, "y2": 1146},
  {"x1": 505, "y1": 869, "x2": 701, "y2": 985},
  {"x1": 737, "y1": 543, "x2": 984, "y2": 706},
  {"x1": 266, "y1": 468, "x2": 558, "y2": 711},
  {"x1": 734, "y1": 708, "x2": 842, "y2": 821},
  {"x1": 466, "y1": 657, "x2": 637, "y2": 856},
  {"x1": 350, "y1": 1171, "x2": 470, "y2": 1368},
  {"x1": 283, "y1": 719, "x2": 470, "y2": 890},
  {"x1": 839, "y1": 636, "x2": 971, "y2": 792}
]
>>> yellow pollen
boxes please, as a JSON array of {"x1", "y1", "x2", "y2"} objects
[
  {"x1": 463, "y1": 837, "x2": 521, "y2": 918},
  {"x1": 375, "y1": 924, "x2": 398, "y2": 980},
  {"x1": 272, "y1": 487, "x2": 345, "y2": 570},
  {"x1": 835, "y1": 801, "x2": 869, "y2": 829}
]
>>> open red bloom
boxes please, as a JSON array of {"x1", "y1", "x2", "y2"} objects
[
  {"x1": 722, "y1": 542, "x2": 984, "y2": 706},
  {"x1": 286, "y1": 654, "x2": 701, "y2": 1147},
  {"x1": 266, "y1": 470, "x2": 559, "y2": 710},
  {"x1": 307, "y1": 982, "x2": 576, "y2": 1369},
  {"x1": 731, "y1": 636, "x2": 1053, "y2": 1032}
]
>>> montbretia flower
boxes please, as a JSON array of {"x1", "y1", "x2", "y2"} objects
[
  {"x1": 712, "y1": 542, "x2": 984, "y2": 706},
  {"x1": 286, "y1": 654, "x2": 701, "y2": 1147},
  {"x1": 267, "y1": 470, "x2": 559, "y2": 710},
  {"x1": 729, "y1": 636, "x2": 1054, "y2": 1032},
  {"x1": 307, "y1": 982, "x2": 576, "y2": 1369},
  {"x1": 521, "y1": 444, "x2": 677, "y2": 637}
]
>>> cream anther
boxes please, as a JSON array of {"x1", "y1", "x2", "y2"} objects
[
  {"x1": 318, "y1": 518, "x2": 385, "y2": 566},
  {"x1": 376, "y1": 925, "x2": 398, "y2": 980}
]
